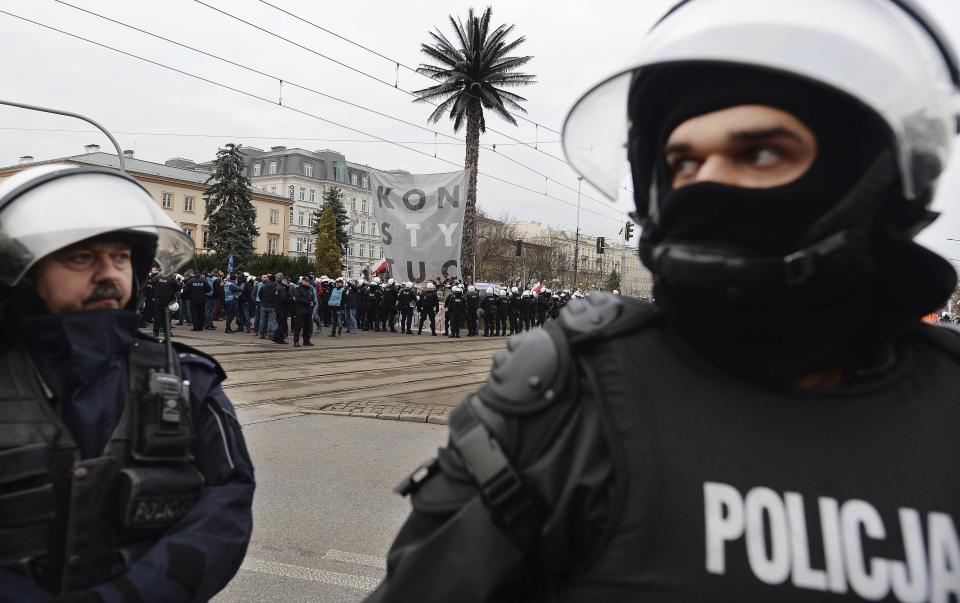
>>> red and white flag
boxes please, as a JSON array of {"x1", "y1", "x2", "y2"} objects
[
  {"x1": 532, "y1": 282, "x2": 544, "y2": 293},
  {"x1": 371, "y1": 258, "x2": 388, "y2": 274}
]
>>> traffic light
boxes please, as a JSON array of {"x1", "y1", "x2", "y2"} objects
[
  {"x1": 596, "y1": 237, "x2": 605, "y2": 254},
  {"x1": 515, "y1": 239, "x2": 523, "y2": 256},
  {"x1": 625, "y1": 221, "x2": 634, "y2": 241}
]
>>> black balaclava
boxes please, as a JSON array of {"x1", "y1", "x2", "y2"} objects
[{"x1": 628, "y1": 63, "x2": 956, "y2": 384}]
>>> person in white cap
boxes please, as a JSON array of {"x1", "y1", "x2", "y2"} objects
[{"x1": 370, "y1": 1, "x2": 960, "y2": 601}]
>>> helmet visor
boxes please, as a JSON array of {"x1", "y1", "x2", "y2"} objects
[{"x1": 0, "y1": 168, "x2": 195, "y2": 285}]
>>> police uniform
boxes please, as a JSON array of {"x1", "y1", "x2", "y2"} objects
[
  {"x1": 368, "y1": 0, "x2": 960, "y2": 600},
  {"x1": 368, "y1": 294, "x2": 960, "y2": 602},
  {"x1": 0, "y1": 163, "x2": 254, "y2": 601}
]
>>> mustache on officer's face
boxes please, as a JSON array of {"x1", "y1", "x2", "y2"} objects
[{"x1": 83, "y1": 282, "x2": 123, "y2": 304}]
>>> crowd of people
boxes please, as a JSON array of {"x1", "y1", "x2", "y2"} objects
[{"x1": 139, "y1": 267, "x2": 621, "y2": 344}]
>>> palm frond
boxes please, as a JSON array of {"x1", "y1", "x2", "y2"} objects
[{"x1": 489, "y1": 55, "x2": 533, "y2": 73}]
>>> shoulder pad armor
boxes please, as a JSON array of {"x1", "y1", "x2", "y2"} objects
[
  {"x1": 559, "y1": 293, "x2": 658, "y2": 344},
  {"x1": 479, "y1": 327, "x2": 571, "y2": 416}
]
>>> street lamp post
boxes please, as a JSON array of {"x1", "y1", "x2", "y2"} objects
[{"x1": 572, "y1": 176, "x2": 583, "y2": 290}]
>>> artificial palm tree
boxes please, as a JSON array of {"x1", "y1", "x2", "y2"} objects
[{"x1": 414, "y1": 6, "x2": 535, "y2": 281}]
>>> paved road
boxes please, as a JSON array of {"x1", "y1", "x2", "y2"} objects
[
  {"x1": 159, "y1": 323, "x2": 507, "y2": 600},
  {"x1": 170, "y1": 325, "x2": 507, "y2": 425},
  {"x1": 213, "y1": 413, "x2": 447, "y2": 602}
]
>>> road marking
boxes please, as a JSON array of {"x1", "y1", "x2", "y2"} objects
[
  {"x1": 240, "y1": 557, "x2": 380, "y2": 592},
  {"x1": 322, "y1": 549, "x2": 387, "y2": 570}
]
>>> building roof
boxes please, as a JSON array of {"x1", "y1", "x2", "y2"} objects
[{"x1": 1, "y1": 152, "x2": 289, "y2": 201}]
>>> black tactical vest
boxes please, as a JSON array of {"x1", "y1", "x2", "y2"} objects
[
  {"x1": 0, "y1": 337, "x2": 203, "y2": 594},
  {"x1": 561, "y1": 307, "x2": 960, "y2": 601}
]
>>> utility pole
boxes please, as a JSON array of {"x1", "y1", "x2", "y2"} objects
[
  {"x1": 620, "y1": 211, "x2": 627, "y2": 292},
  {"x1": 572, "y1": 176, "x2": 583, "y2": 290}
]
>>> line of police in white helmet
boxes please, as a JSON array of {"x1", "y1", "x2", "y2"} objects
[{"x1": 137, "y1": 266, "x2": 621, "y2": 343}]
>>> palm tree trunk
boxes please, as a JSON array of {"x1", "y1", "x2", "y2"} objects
[{"x1": 462, "y1": 103, "x2": 481, "y2": 281}]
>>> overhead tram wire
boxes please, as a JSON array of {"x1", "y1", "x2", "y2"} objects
[
  {"x1": 189, "y1": 0, "x2": 574, "y2": 168},
  {"x1": 255, "y1": 0, "x2": 562, "y2": 136},
  {"x1": 0, "y1": 126, "x2": 557, "y2": 147},
  {"x1": 50, "y1": 0, "x2": 616, "y2": 217},
  {"x1": 0, "y1": 9, "x2": 621, "y2": 224}
]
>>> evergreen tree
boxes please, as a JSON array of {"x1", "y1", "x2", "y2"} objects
[
  {"x1": 312, "y1": 186, "x2": 350, "y2": 253},
  {"x1": 605, "y1": 268, "x2": 621, "y2": 292},
  {"x1": 204, "y1": 143, "x2": 259, "y2": 268},
  {"x1": 314, "y1": 203, "x2": 342, "y2": 276}
]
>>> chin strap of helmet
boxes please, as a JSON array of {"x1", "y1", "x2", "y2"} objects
[{"x1": 640, "y1": 149, "x2": 901, "y2": 293}]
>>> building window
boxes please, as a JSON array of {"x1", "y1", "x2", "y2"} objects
[
  {"x1": 161, "y1": 192, "x2": 173, "y2": 209},
  {"x1": 361, "y1": 198, "x2": 368, "y2": 213},
  {"x1": 268, "y1": 237, "x2": 278, "y2": 254},
  {"x1": 309, "y1": 189, "x2": 315, "y2": 202},
  {"x1": 253, "y1": 163, "x2": 262, "y2": 176},
  {"x1": 359, "y1": 244, "x2": 365, "y2": 258},
  {"x1": 350, "y1": 172, "x2": 358, "y2": 186},
  {"x1": 369, "y1": 246, "x2": 375, "y2": 258},
  {"x1": 371, "y1": 222, "x2": 377, "y2": 236},
  {"x1": 333, "y1": 161, "x2": 344, "y2": 182},
  {"x1": 202, "y1": 228, "x2": 210, "y2": 249},
  {"x1": 299, "y1": 187, "x2": 305, "y2": 201},
  {"x1": 361, "y1": 175, "x2": 368, "y2": 188},
  {"x1": 309, "y1": 213, "x2": 317, "y2": 228},
  {"x1": 379, "y1": 246, "x2": 383, "y2": 259},
  {"x1": 181, "y1": 224, "x2": 195, "y2": 241},
  {"x1": 360, "y1": 222, "x2": 366, "y2": 235},
  {"x1": 306, "y1": 241, "x2": 312, "y2": 253},
  {"x1": 268, "y1": 161, "x2": 277, "y2": 175},
  {"x1": 269, "y1": 209, "x2": 278, "y2": 224},
  {"x1": 304, "y1": 163, "x2": 313, "y2": 177},
  {"x1": 351, "y1": 197, "x2": 356, "y2": 210},
  {"x1": 347, "y1": 244, "x2": 353, "y2": 256},
  {"x1": 298, "y1": 211, "x2": 305, "y2": 226},
  {"x1": 270, "y1": 186, "x2": 276, "y2": 193},
  {"x1": 296, "y1": 238, "x2": 303, "y2": 252},
  {"x1": 184, "y1": 196, "x2": 194, "y2": 213},
  {"x1": 347, "y1": 266, "x2": 353, "y2": 277}
]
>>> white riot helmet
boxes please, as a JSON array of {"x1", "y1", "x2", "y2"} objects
[
  {"x1": 426, "y1": 282, "x2": 436, "y2": 291},
  {"x1": 452, "y1": 285, "x2": 463, "y2": 293},
  {"x1": 612, "y1": 289, "x2": 621, "y2": 296},
  {"x1": 498, "y1": 289, "x2": 507, "y2": 297},
  {"x1": 372, "y1": 277, "x2": 381, "y2": 285},
  {"x1": 485, "y1": 287, "x2": 493, "y2": 295},
  {"x1": 468, "y1": 285, "x2": 476, "y2": 292},
  {"x1": 522, "y1": 290, "x2": 531, "y2": 297},
  {"x1": 0, "y1": 164, "x2": 194, "y2": 288},
  {"x1": 511, "y1": 286, "x2": 519, "y2": 294},
  {"x1": 563, "y1": 0, "x2": 960, "y2": 216},
  {"x1": 387, "y1": 278, "x2": 395, "y2": 286}
]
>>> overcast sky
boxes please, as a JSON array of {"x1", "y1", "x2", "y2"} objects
[{"x1": 2, "y1": 0, "x2": 959, "y2": 263}]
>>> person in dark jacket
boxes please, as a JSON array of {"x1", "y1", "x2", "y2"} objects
[
  {"x1": 366, "y1": 281, "x2": 383, "y2": 331},
  {"x1": 0, "y1": 163, "x2": 254, "y2": 602},
  {"x1": 445, "y1": 286, "x2": 465, "y2": 338},
  {"x1": 481, "y1": 287, "x2": 498, "y2": 336},
  {"x1": 150, "y1": 271, "x2": 177, "y2": 338},
  {"x1": 344, "y1": 279, "x2": 359, "y2": 333},
  {"x1": 519, "y1": 290, "x2": 535, "y2": 331},
  {"x1": 381, "y1": 279, "x2": 400, "y2": 333},
  {"x1": 272, "y1": 275, "x2": 292, "y2": 344},
  {"x1": 465, "y1": 285, "x2": 480, "y2": 336},
  {"x1": 417, "y1": 282, "x2": 440, "y2": 335},
  {"x1": 292, "y1": 276, "x2": 316, "y2": 347},
  {"x1": 258, "y1": 275, "x2": 279, "y2": 338},
  {"x1": 357, "y1": 279, "x2": 369, "y2": 331},
  {"x1": 495, "y1": 289, "x2": 511, "y2": 336},
  {"x1": 397, "y1": 282, "x2": 416, "y2": 334},
  {"x1": 186, "y1": 271, "x2": 211, "y2": 331}
]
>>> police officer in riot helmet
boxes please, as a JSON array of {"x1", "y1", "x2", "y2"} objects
[
  {"x1": 397, "y1": 282, "x2": 417, "y2": 334},
  {"x1": 0, "y1": 164, "x2": 255, "y2": 601},
  {"x1": 150, "y1": 268, "x2": 177, "y2": 339},
  {"x1": 417, "y1": 281, "x2": 440, "y2": 336},
  {"x1": 446, "y1": 285, "x2": 466, "y2": 338},
  {"x1": 368, "y1": 1, "x2": 960, "y2": 601},
  {"x1": 465, "y1": 285, "x2": 481, "y2": 336}
]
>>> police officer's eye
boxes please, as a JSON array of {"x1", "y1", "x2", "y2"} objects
[
  {"x1": 66, "y1": 252, "x2": 93, "y2": 265},
  {"x1": 743, "y1": 147, "x2": 782, "y2": 167},
  {"x1": 670, "y1": 157, "x2": 702, "y2": 177},
  {"x1": 113, "y1": 252, "x2": 132, "y2": 263}
]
